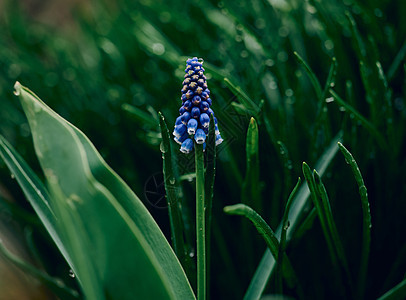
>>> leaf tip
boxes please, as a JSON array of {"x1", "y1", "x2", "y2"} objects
[{"x1": 14, "y1": 81, "x2": 22, "y2": 96}]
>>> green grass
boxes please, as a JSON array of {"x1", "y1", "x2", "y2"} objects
[{"x1": 0, "y1": 0, "x2": 405, "y2": 299}]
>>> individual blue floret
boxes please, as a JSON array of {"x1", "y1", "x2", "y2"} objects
[
  {"x1": 174, "y1": 131, "x2": 188, "y2": 145},
  {"x1": 173, "y1": 124, "x2": 186, "y2": 138},
  {"x1": 199, "y1": 101, "x2": 209, "y2": 112},
  {"x1": 191, "y1": 107, "x2": 200, "y2": 119},
  {"x1": 180, "y1": 138, "x2": 194, "y2": 153},
  {"x1": 215, "y1": 134, "x2": 223, "y2": 146},
  {"x1": 194, "y1": 129, "x2": 206, "y2": 144},
  {"x1": 200, "y1": 113, "x2": 210, "y2": 128},
  {"x1": 187, "y1": 118, "x2": 198, "y2": 134}
]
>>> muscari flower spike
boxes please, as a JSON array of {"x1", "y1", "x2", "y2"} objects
[{"x1": 173, "y1": 57, "x2": 223, "y2": 153}]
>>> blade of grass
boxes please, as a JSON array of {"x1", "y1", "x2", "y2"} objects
[
  {"x1": 377, "y1": 278, "x2": 406, "y2": 300},
  {"x1": 244, "y1": 132, "x2": 342, "y2": 300},
  {"x1": 123, "y1": 103, "x2": 159, "y2": 128},
  {"x1": 290, "y1": 207, "x2": 317, "y2": 242},
  {"x1": 242, "y1": 117, "x2": 261, "y2": 211},
  {"x1": 338, "y1": 142, "x2": 371, "y2": 299},
  {"x1": 158, "y1": 112, "x2": 186, "y2": 263},
  {"x1": 223, "y1": 78, "x2": 260, "y2": 117},
  {"x1": 329, "y1": 89, "x2": 387, "y2": 149},
  {"x1": 195, "y1": 143, "x2": 206, "y2": 300},
  {"x1": 223, "y1": 204, "x2": 298, "y2": 289},
  {"x1": 313, "y1": 170, "x2": 351, "y2": 283},
  {"x1": 276, "y1": 141, "x2": 293, "y2": 201},
  {"x1": 302, "y1": 163, "x2": 338, "y2": 267},
  {"x1": 275, "y1": 178, "x2": 302, "y2": 294},
  {"x1": 293, "y1": 51, "x2": 322, "y2": 100},
  {"x1": 387, "y1": 40, "x2": 406, "y2": 81}
]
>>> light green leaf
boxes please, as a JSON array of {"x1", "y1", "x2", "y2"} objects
[{"x1": 14, "y1": 82, "x2": 195, "y2": 300}]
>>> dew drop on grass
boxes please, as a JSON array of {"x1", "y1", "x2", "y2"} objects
[
  {"x1": 169, "y1": 178, "x2": 175, "y2": 185},
  {"x1": 68, "y1": 269, "x2": 76, "y2": 278},
  {"x1": 160, "y1": 141, "x2": 167, "y2": 153},
  {"x1": 189, "y1": 249, "x2": 195, "y2": 258},
  {"x1": 10, "y1": 173, "x2": 15, "y2": 179},
  {"x1": 325, "y1": 97, "x2": 334, "y2": 103}
]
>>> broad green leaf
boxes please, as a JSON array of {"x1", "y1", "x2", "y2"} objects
[
  {"x1": 244, "y1": 132, "x2": 342, "y2": 300},
  {"x1": 14, "y1": 82, "x2": 195, "y2": 300}
]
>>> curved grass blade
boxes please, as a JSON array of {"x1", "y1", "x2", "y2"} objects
[
  {"x1": 14, "y1": 82, "x2": 195, "y2": 300},
  {"x1": 0, "y1": 239, "x2": 80, "y2": 300},
  {"x1": 377, "y1": 278, "x2": 406, "y2": 300},
  {"x1": 338, "y1": 142, "x2": 371, "y2": 299},
  {"x1": 223, "y1": 78, "x2": 260, "y2": 117},
  {"x1": 329, "y1": 89, "x2": 387, "y2": 149},
  {"x1": 244, "y1": 132, "x2": 342, "y2": 300},
  {"x1": 275, "y1": 178, "x2": 301, "y2": 294},
  {"x1": 123, "y1": 103, "x2": 159, "y2": 128},
  {"x1": 224, "y1": 204, "x2": 298, "y2": 290},
  {"x1": 242, "y1": 118, "x2": 261, "y2": 211},
  {"x1": 313, "y1": 170, "x2": 351, "y2": 283},
  {"x1": 302, "y1": 163, "x2": 337, "y2": 267},
  {"x1": 293, "y1": 51, "x2": 322, "y2": 100},
  {"x1": 158, "y1": 112, "x2": 186, "y2": 262}
]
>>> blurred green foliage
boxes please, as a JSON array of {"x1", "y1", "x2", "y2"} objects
[{"x1": 0, "y1": 0, "x2": 405, "y2": 299}]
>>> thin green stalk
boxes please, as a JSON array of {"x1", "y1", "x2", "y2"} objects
[
  {"x1": 313, "y1": 170, "x2": 352, "y2": 286},
  {"x1": 205, "y1": 115, "x2": 217, "y2": 298},
  {"x1": 195, "y1": 143, "x2": 206, "y2": 300},
  {"x1": 302, "y1": 162, "x2": 338, "y2": 267},
  {"x1": 338, "y1": 142, "x2": 371, "y2": 299},
  {"x1": 294, "y1": 51, "x2": 322, "y2": 100},
  {"x1": 224, "y1": 204, "x2": 298, "y2": 289},
  {"x1": 276, "y1": 178, "x2": 302, "y2": 294}
]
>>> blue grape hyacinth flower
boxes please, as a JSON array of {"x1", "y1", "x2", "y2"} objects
[{"x1": 173, "y1": 57, "x2": 223, "y2": 153}]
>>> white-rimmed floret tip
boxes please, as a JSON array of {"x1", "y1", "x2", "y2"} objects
[
  {"x1": 194, "y1": 129, "x2": 206, "y2": 144},
  {"x1": 187, "y1": 118, "x2": 198, "y2": 135},
  {"x1": 180, "y1": 138, "x2": 194, "y2": 153},
  {"x1": 215, "y1": 134, "x2": 223, "y2": 146}
]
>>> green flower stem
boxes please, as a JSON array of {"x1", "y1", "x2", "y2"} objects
[{"x1": 195, "y1": 143, "x2": 206, "y2": 300}]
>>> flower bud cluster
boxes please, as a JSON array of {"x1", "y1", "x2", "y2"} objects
[{"x1": 173, "y1": 57, "x2": 223, "y2": 153}]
